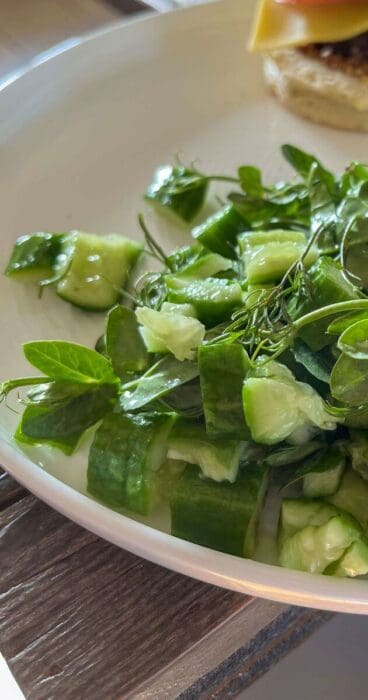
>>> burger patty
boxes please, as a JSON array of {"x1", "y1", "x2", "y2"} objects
[{"x1": 300, "y1": 32, "x2": 368, "y2": 78}]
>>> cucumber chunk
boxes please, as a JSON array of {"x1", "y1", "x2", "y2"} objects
[
  {"x1": 239, "y1": 230, "x2": 307, "y2": 248},
  {"x1": 327, "y1": 539, "x2": 368, "y2": 578},
  {"x1": 303, "y1": 448, "x2": 345, "y2": 498},
  {"x1": 166, "y1": 277, "x2": 243, "y2": 327},
  {"x1": 136, "y1": 306, "x2": 205, "y2": 361},
  {"x1": 55, "y1": 231, "x2": 142, "y2": 310},
  {"x1": 88, "y1": 412, "x2": 176, "y2": 515},
  {"x1": 280, "y1": 514, "x2": 362, "y2": 574},
  {"x1": 244, "y1": 242, "x2": 317, "y2": 285},
  {"x1": 328, "y1": 469, "x2": 368, "y2": 534},
  {"x1": 289, "y1": 257, "x2": 361, "y2": 351},
  {"x1": 5, "y1": 232, "x2": 62, "y2": 280},
  {"x1": 170, "y1": 462, "x2": 268, "y2": 557},
  {"x1": 167, "y1": 420, "x2": 241, "y2": 483},
  {"x1": 239, "y1": 229, "x2": 317, "y2": 285},
  {"x1": 192, "y1": 205, "x2": 246, "y2": 259},
  {"x1": 199, "y1": 341, "x2": 251, "y2": 439},
  {"x1": 165, "y1": 252, "x2": 232, "y2": 285},
  {"x1": 279, "y1": 498, "x2": 340, "y2": 542},
  {"x1": 243, "y1": 361, "x2": 337, "y2": 445}
]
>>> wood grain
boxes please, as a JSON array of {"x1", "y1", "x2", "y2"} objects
[
  {"x1": 1, "y1": 495, "x2": 247, "y2": 699},
  {"x1": 0, "y1": 469, "x2": 27, "y2": 510}
]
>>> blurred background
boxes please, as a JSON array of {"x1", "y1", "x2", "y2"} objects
[{"x1": 0, "y1": 0, "x2": 205, "y2": 80}]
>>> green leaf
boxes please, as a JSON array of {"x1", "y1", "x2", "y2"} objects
[
  {"x1": 238, "y1": 166, "x2": 263, "y2": 197},
  {"x1": 120, "y1": 356, "x2": 199, "y2": 412},
  {"x1": 327, "y1": 311, "x2": 368, "y2": 336},
  {"x1": 330, "y1": 353, "x2": 368, "y2": 406},
  {"x1": 105, "y1": 305, "x2": 149, "y2": 379},
  {"x1": 162, "y1": 378, "x2": 203, "y2": 418},
  {"x1": 338, "y1": 319, "x2": 368, "y2": 360},
  {"x1": 23, "y1": 341, "x2": 118, "y2": 385},
  {"x1": 341, "y1": 215, "x2": 368, "y2": 287},
  {"x1": 292, "y1": 339, "x2": 333, "y2": 384},
  {"x1": 145, "y1": 164, "x2": 208, "y2": 223},
  {"x1": 15, "y1": 383, "x2": 117, "y2": 454},
  {"x1": 88, "y1": 412, "x2": 176, "y2": 514},
  {"x1": 265, "y1": 441, "x2": 324, "y2": 468},
  {"x1": 282, "y1": 145, "x2": 334, "y2": 186},
  {"x1": 307, "y1": 163, "x2": 337, "y2": 241}
]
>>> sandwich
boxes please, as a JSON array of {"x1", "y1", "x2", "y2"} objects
[{"x1": 249, "y1": 0, "x2": 368, "y2": 131}]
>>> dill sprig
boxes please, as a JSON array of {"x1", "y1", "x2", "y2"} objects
[{"x1": 212, "y1": 228, "x2": 321, "y2": 360}]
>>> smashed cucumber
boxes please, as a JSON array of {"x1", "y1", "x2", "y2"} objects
[
  {"x1": 279, "y1": 514, "x2": 362, "y2": 574},
  {"x1": 327, "y1": 539, "x2": 368, "y2": 578},
  {"x1": 279, "y1": 498, "x2": 340, "y2": 544},
  {"x1": 303, "y1": 447, "x2": 345, "y2": 498},
  {"x1": 199, "y1": 340, "x2": 251, "y2": 440},
  {"x1": 239, "y1": 229, "x2": 317, "y2": 285},
  {"x1": 328, "y1": 469, "x2": 368, "y2": 534},
  {"x1": 167, "y1": 420, "x2": 241, "y2": 483},
  {"x1": 55, "y1": 231, "x2": 142, "y2": 310},
  {"x1": 166, "y1": 277, "x2": 243, "y2": 327},
  {"x1": 88, "y1": 412, "x2": 176, "y2": 515},
  {"x1": 192, "y1": 205, "x2": 247, "y2": 260},
  {"x1": 170, "y1": 462, "x2": 268, "y2": 557}
]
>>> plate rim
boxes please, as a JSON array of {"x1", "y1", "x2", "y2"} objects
[{"x1": 1, "y1": 0, "x2": 368, "y2": 614}]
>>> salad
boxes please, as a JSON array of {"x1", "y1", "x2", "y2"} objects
[{"x1": 4, "y1": 144, "x2": 368, "y2": 579}]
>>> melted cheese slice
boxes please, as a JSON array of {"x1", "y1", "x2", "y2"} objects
[{"x1": 249, "y1": 0, "x2": 368, "y2": 52}]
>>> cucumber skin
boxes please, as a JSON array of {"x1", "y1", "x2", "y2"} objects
[
  {"x1": 166, "y1": 278, "x2": 243, "y2": 327},
  {"x1": 5, "y1": 232, "x2": 63, "y2": 280},
  {"x1": 171, "y1": 462, "x2": 268, "y2": 558},
  {"x1": 199, "y1": 342, "x2": 251, "y2": 440},
  {"x1": 192, "y1": 205, "x2": 246, "y2": 260},
  {"x1": 88, "y1": 412, "x2": 176, "y2": 515}
]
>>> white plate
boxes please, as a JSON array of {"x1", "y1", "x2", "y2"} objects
[{"x1": 1, "y1": 0, "x2": 368, "y2": 614}]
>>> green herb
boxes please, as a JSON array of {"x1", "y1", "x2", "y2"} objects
[
  {"x1": 16, "y1": 382, "x2": 117, "y2": 454},
  {"x1": 23, "y1": 341, "x2": 118, "y2": 385},
  {"x1": 145, "y1": 164, "x2": 209, "y2": 223},
  {"x1": 120, "y1": 356, "x2": 199, "y2": 412}
]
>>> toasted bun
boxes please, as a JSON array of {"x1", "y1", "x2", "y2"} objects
[{"x1": 264, "y1": 48, "x2": 368, "y2": 131}]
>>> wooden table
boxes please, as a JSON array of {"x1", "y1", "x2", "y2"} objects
[{"x1": 0, "y1": 3, "x2": 331, "y2": 698}]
